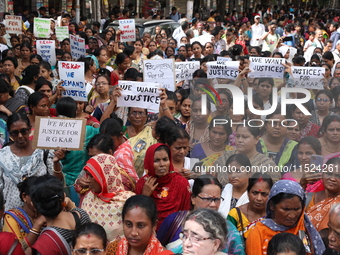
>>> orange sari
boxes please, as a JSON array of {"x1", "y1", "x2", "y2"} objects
[
  {"x1": 307, "y1": 194, "x2": 340, "y2": 232},
  {"x1": 116, "y1": 235, "x2": 163, "y2": 255}
]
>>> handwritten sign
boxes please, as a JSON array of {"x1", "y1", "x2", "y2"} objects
[
  {"x1": 175, "y1": 61, "x2": 200, "y2": 82},
  {"x1": 117, "y1": 81, "x2": 160, "y2": 112},
  {"x1": 5, "y1": 15, "x2": 22, "y2": 34},
  {"x1": 119, "y1": 19, "x2": 136, "y2": 42},
  {"x1": 33, "y1": 116, "x2": 86, "y2": 150},
  {"x1": 34, "y1": 18, "x2": 51, "y2": 38},
  {"x1": 217, "y1": 56, "x2": 231, "y2": 62},
  {"x1": 143, "y1": 59, "x2": 176, "y2": 91},
  {"x1": 70, "y1": 35, "x2": 86, "y2": 60},
  {"x1": 58, "y1": 61, "x2": 87, "y2": 101},
  {"x1": 36, "y1": 40, "x2": 56, "y2": 67},
  {"x1": 56, "y1": 26, "x2": 69, "y2": 41},
  {"x1": 206, "y1": 61, "x2": 239, "y2": 79},
  {"x1": 291, "y1": 66, "x2": 325, "y2": 89},
  {"x1": 190, "y1": 33, "x2": 213, "y2": 45},
  {"x1": 248, "y1": 57, "x2": 285, "y2": 79}
]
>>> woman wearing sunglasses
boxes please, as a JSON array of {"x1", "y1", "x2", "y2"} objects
[{"x1": 0, "y1": 112, "x2": 63, "y2": 211}]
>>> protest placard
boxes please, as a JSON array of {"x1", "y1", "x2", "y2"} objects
[
  {"x1": 206, "y1": 61, "x2": 239, "y2": 79},
  {"x1": 190, "y1": 33, "x2": 213, "y2": 45},
  {"x1": 34, "y1": 18, "x2": 51, "y2": 38},
  {"x1": 36, "y1": 40, "x2": 56, "y2": 67},
  {"x1": 5, "y1": 15, "x2": 22, "y2": 34},
  {"x1": 58, "y1": 61, "x2": 87, "y2": 101},
  {"x1": 143, "y1": 59, "x2": 176, "y2": 91},
  {"x1": 117, "y1": 81, "x2": 160, "y2": 112},
  {"x1": 33, "y1": 116, "x2": 86, "y2": 150},
  {"x1": 119, "y1": 19, "x2": 136, "y2": 42},
  {"x1": 175, "y1": 61, "x2": 200, "y2": 82},
  {"x1": 248, "y1": 57, "x2": 285, "y2": 79},
  {"x1": 217, "y1": 56, "x2": 231, "y2": 62},
  {"x1": 56, "y1": 26, "x2": 69, "y2": 41},
  {"x1": 70, "y1": 35, "x2": 86, "y2": 60},
  {"x1": 291, "y1": 66, "x2": 325, "y2": 89}
]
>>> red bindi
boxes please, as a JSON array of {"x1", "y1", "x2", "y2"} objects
[
  {"x1": 258, "y1": 189, "x2": 262, "y2": 192},
  {"x1": 87, "y1": 234, "x2": 91, "y2": 238}
]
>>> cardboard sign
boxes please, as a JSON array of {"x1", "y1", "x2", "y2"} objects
[
  {"x1": 291, "y1": 66, "x2": 325, "y2": 89},
  {"x1": 119, "y1": 19, "x2": 136, "y2": 42},
  {"x1": 36, "y1": 40, "x2": 56, "y2": 67},
  {"x1": 58, "y1": 61, "x2": 87, "y2": 101},
  {"x1": 33, "y1": 116, "x2": 86, "y2": 150},
  {"x1": 5, "y1": 15, "x2": 22, "y2": 34},
  {"x1": 117, "y1": 81, "x2": 160, "y2": 112},
  {"x1": 190, "y1": 33, "x2": 213, "y2": 45},
  {"x1": 34, "y1": 18, "x2": 51, "y2": 38},
  {"x1": 175, "y1": 61, "x2": 200, "y2": 82},
  {"x1": 56, "y1": 26, "x2": 69, "y2": 41},
  {"x1": 143, "y1": 59, "x2": 176, "y2": 91},
  {"x1": 248, "y1": 57, "x2": 285, "y2": 79},
  {"x1": 70, "y1": 35, "x2": 86, "y2": 60},
  {"x1": 206, "y1": 61, "x2": 239, "y2": 79}
]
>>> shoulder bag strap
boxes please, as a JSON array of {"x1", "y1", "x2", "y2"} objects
[{"x1": 71, "y1": 210, "x2": 81, "y2": 229}]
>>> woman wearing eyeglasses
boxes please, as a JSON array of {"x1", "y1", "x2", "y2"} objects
[
  {"x1": 181, "y1": 209, "x2": 228, "y2": 255},
  {"x1": 87, "y1": 75, "x2": 111, "y2": 114},
  {"x1": 157, "y1": 174, "x2": 245, "y2": 255},
  {"x1": 310, "y1": 90, "x2": 337, "y2": 127},
  {"x1": 72, "y1": 223, "x2": 107, "y2": 255},
  {"x1": 0, "y1": 113, "x2": 63, "y2": 211}
]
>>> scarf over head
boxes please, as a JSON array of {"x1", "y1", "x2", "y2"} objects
[{"x1": 262, "y1": 180, "x2": 325, "y2": 255}]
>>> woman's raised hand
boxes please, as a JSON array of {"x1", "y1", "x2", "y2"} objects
[{"x1": 142, "y1": 177, "x2": 158, "y2": 196}]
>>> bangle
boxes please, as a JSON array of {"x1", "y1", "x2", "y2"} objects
[
  {"x1": 53, "y1": 169, "x2": 62, "y2": 174},
  {"x1": 29, "y1": 229, "x2": 40, "y2": 235},
  {"x1": 162, "y1": 108, "x2": 169, "y2": 111}
]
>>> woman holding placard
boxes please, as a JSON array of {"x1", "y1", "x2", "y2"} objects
[{"x1": 0, "y1": 112, "x2": 64, "y2": 211}]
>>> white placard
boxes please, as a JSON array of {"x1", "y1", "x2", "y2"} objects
[
  {"x1": 33, "y1": 117, "x2": 86, "y2": 150},
  {"x1": 34, "y1": 18, "x2": 51, "y2": 38},
  {"x1": 117, "y1": 81, "x2": 160, "y2": 112},
  {"x1": 70, "y1": 34, "x2": 86, "y2": 60},
  {"x1": 56, "y1": 26, "x2": 69, "y2": 41},
  {"x1": 5, "y1": 15, "x2": 22, "y2": 34},
  {"x1": 217, "y1": 56, "x2": 231, "y2": 62},
  {"x1": 143, "y1": 59, "x2": 176, "y2": 91},
  {"x1": 248, "y1": 57, "x2": 285, "y2": 79},
  {"x1": 36, "y1": 40, "x2": 56, "y2": 67},
  {"x1": 190, "y1": 33, "x2": 213, "y2": 45},
  {"x1": 206, "y1": 61, "x2": 239, "y2": 79},
  {"x1": 119, "y1": 19, "x2": 136, "y2": 42},
  {"x1": 58, "y1": 61, "x2": 87, "y2": 101},
  {"x1": 291, "y1": 66, "x2": 325, "y2": 89},
  {"x1": 175, "y1": 61, "x2": 200, "y2": 82}
]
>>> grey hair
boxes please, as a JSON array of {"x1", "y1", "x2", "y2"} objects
[
  {"x1": 184, "y1": 208, "x2": 227, "y2": 250},
  {"x1": 330, "y1": 203, "x2": 340, "y2": 216}
]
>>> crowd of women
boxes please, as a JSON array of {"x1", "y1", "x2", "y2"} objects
[{"x1": 1, "y1": 3, "x2": 340, "y2": 255}]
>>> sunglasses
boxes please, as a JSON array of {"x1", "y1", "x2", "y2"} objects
[{"x1": 9, "y1": 128, "x2": 30, "y2": 137}]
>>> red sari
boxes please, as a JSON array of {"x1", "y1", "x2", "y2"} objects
[{"x1": 136, "y1": 143, "x2": 191, "y2": 230}]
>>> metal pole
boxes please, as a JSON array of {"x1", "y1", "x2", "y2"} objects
[{"x1": 75, "y1": 0, "x2": 80, "y2": 24}]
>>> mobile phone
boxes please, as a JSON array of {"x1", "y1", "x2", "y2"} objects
[
  {"x1": 283, "y1": 36, "x2": 293, "y2": 42},
  {"x1": 310, "y1": 154, "x2": 324, "y2": 171}
]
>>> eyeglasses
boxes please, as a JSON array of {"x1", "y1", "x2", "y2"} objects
[
  {"x1": 316, "y1": 98, "x2": 330, "y2": 102},
  {"x1": 9, "y1": 128, "x2": 30, "y2": 137},
  {"x1": 180, "y1": 232, "x2": 212, "y2": 243},
  {"x1": 95, "y1": 82, "x2": 109, "y2": 86},
  {"x1": 73, "y1": 249, "x2": 104, "y2": 255},
  {"x1": 197, "y1": 195, "x2": 224, "y2": 203},
  {"x1": 130, "y1": 111, "x2": 147, "y2": 116}
]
